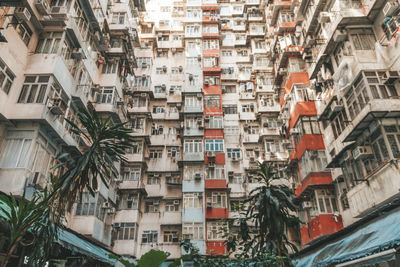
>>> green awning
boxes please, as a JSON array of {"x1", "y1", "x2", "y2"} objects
[
  {"x1": 57, "y1": 229, "x2": 116, "y2": 265},
  {"x1": 293, "y1": 207, "x2": 400, "y2": 266}
]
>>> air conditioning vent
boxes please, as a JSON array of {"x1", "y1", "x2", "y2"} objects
[
  {"x1": 302, "y1": 201, "x2": 313, "y2": 209},
  {"x1": 15, "y1": 7, "x2": 31, "y2": 22},
  {"x1": 35, "y1": 0, "x2": 50, "y2": 15},
  {"x1": 48, "y1": 98, "x2": 64, "y2": 115},
  {"x1": 352, "y1": 146, "x2": 373, "y2": 160}
]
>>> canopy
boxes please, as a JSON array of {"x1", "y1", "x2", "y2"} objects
[
  {"x1": 57, "y1": 229, "x2": 117, "y2": 265},
  {"x1": 293, "y1": 208, "x2": 400, "y2": 266}
]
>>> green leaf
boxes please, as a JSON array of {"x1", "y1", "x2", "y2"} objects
[{"x1": 137, "y1": 250, "x2": 168, "y2": 267}]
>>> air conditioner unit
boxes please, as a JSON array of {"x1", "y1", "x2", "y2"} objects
[
  {"x1": 71, "y1": 49, "x2": 86, "y2": 60},
  {"x1": 153, "y1": 200, "x2": 160, "y2": 205},
  {"x1": 331, "y1": 101, "x2": 344, "y2": 113},
  {"x1": 318, "y1": 12, "x2": 331, "y2": 23},
  {"x1": 140, "y1": 93, "x2": 147, "y2": 97},
  {"x1": 208, "y1": 161, "x2": 215, "y2": 168},
  {"x1": 15, "y1": 7, "x2": 31, "y2": 22},
  {"x1": 382, "y1": 70, "x2": 400, "y2": 84},
  {"x1": 352, "y1": 146, "x2": 373, "y2": 160},
  {"x1": 115, "y1": 177, "x2": 123, "y2": 184},
  {"x1": 204, "y1": 116, "x2": 210, "y2": 121},
  {"x1": 176, "y1": 103, "x2": 182, "y2": 109},
  {"x1": 161, "y1": 84, "x2": 166, "y2": 89},
  {"x1": 290, "y1": 128, "x2": 299, "y2": 135},
  {"x1": 207, "y1": 202, "x2": 212, "y2": 208},
  {"x1": 343, "y1": 150, "x2": 352, "y2": 161},
  {"x1": 243, "y1": 123, "x2": 249, "y2": 129},
  {"x1": 179, "y1": 66, "x2": 183, "y2": 72},
  {"x1": 141, "y1": 62, "x2": 148, "y2": 68},
  {"x1": 207, "y1": 151, "x2": 216, "y2": 158},
  {"x1": 163, "y1": 65, "x2": 167, "y2": 72},
  {"x1": 383, "y1": 0, "x2": 400, "y2": 16},
  {"x1": 171, "y1": 48, "x2": 177, "y2": 53},
  {"x1": 231, "y1": 156, "x2": 239, "y2": 161},
  {"x1": 333, "y1": 29, "x2": 347, "y2": 42},
  {"x1": 50, "y1": 6, "x2": 68, "y2": 17},
  {"x1": 102, "y1": 202, "x2": 110, "y2": 209},
  {"x1": 302, "y1": 201, "x2": 313, "y2": 209},
  {"x1": 279, "y1": 68, "x2": 287, "y2": 75},
  {"x1": 197, "y1": 93, "x2": 202, "y2": 99},
  {"x1": 173, "y1": 200, "x2": 180, "y2": 205},
  {"x1": 195, "y1": 173, "x2": 201, "y2": 180},
  {"x1": 222, "y1": 85, "x2": 226, "y2": 93},
  {"x1": 142, "y1": 74, "x2": 147, "y2": 80},
  {"x1": 189, "y1": 74, "x2": 193, "y2": 81},
  {"x1": 35, "y1": 0, "x2": 50, "y2": 15},
  {"x1": 107, "y1": 207, "x2": 116, "y2": 214},
  {"x1": 249, "y1": 157, "x2": 255, "y2": 162},
  {"x1": 309, "y1": 150, "x2": 318, "y2": 159},
  {"x1": 27, "y1": 172, "x2": 42, "y2": 189},
  {"x1": 113, "y1": 223, "x2": 121, "y2": 229},
  {"x1": 48, "y1": 98, "x2": 64, "y2": 115}
]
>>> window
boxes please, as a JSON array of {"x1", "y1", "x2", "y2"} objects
[
  {"x1": 186, "y1": 25, "x2": 200, "y2": 34},
  {"x1": 96, "y1": 87, "x2": 115, "y2": 104},
  {"x1": 142, "y1": 231, "x2": 158, "y2": 243},
  {"x1": 204, "y1": 75, "x2": 220, "y2": 86},
  {"x1": 365, "y1": 71, "x2": 398, "y2": 100},
  {"x1": 75, "y1": 193, "x2": 106, "y2": 221},
  {"x1": 204, "y1": 95, "x2": 220, "y2": 107},
  {"x1": 229, "y1": 174, "x2": 243, "y2": 184},
  {"x1": 18, "y1": 76, "x2": 69, "y2": 115},
  {"x1": 112, "y1": 12, "x2": 126, "y2": 24},
  {"x1": 223, "y1": 85, "x2": 236, "y2": 93},
  {"x1": 183, "y1": 165, "x2": 203, "y2": 181},
  {"x1": 122, "y1": 167, "x2": 141, "y2": 181},
  {"x1": 135, "y1": 76, "x2": 150, "y2": 88},
  {"x1": 183, "y1": 193, "x2": 203, "y2": 208},
  {"x1": 160, "y1": 6, "x2": 171, "y2": 12},
  {"x1": 114, "y1": 223, "x2": 136, "y2": 240},
  {"x1": 145, "y1": 200, "x2": 160, "y2": 212},
  {"x1": 227, "y1": 148, "x2": 241, "y2": 158},
  {"x1": 203, "y1": 25, "x2": 218, "y2": 34},
  {"x1": 165, "y1": 200, "x2": 179, "y2": 212},
  {"x1": 167, "y1": 147, "x2": 179, "y2": 159},
  {"x1": 222, "y1": 50, "x2": 233, "y2": 57},
  {"x1": 163, "y1": 231, "x2": 179, "y2": 243},
  {"x1": 185, "y1": 96, "x2": 202, "y2": 107},
  {"x1": 72, "y1": 2, "x2": 89, "y2": 40},
  {"x1": 297, "y1": 116, "x2": 321, "y2": 136},
  {"x1": 350, "y1": 28, "x2": 376, "y2": 51},
  {"x1": 184, "y1": 140, "x2": 203, "y2": 153},
  {"x1": 152, "y1": 106, "x2": 165, "y2": 113},
  {"x1": 0, "y1": 130, "x2": 34, "y2": 168},
  {"x1": 147, "y1": 173, "x2": 161, "y2": 184},
  {"x1": 186, "y1": 57, "x2": 199, "y2": 66},
  {"x1": 230, "y1": 200, "x2": 244, "y2": 211},
  {"x1": 126, "y1": 142, "x2": 143, "y2": 154},
  {"x1": 312, "y1": 189, "x2": 338, "y2": 215},
  {"x1": 241, "y1": 104, "x2": 255, "y2": 113},
  {"x1": 183, "y1": 223, "x2": 203, "y2": 240},
  {"x1": 255, "y1": 40, "x2": 265, "y2": 49},
  {"x1": 119, "y1": 193, "x2": 139, "y2": 209},
  {"x1": 170, "y1": 86, "x2": 182, "y2": 95},
  {"x1": 156, "y1": 68, "x2": 165, "y2": 75},
  {"x1": 247, "y1": 125, "x2": 259, "y2": 135},
  {"x1": 36, "y1": 32, "x2": 63, "y2": 54},
  {"x1": 206, "y1": 191, "x2": 227, "y2": 208},
  {"x1": 157, "y1": 50, "x2": 168, "y2": 57},
  {"x1": 206, "y1": 165, "x2": 225, "y2": 179},
  {"x1": 206, "y1": 116, "x2": 223, "y2": 129},
  {"x1": 101, "y1": 62, "x2": 118, "y2": 74},
  {"x1": 14, "y1": 21, "x2": 32, "y2": 46},
  {"x1": 223, "y1": 105, "x2": 238, "y2": 114},
  {"x1": 0, "y1": 58, "x2": 15, "y2": 94},
  {"x1": 203, "y1": 40, "x2": 219, "y2": 50},
  {"x1": 171, "y1": 67, "x2": 180, "y2": 74},
  {"x1": 204, "y1": 57, "x2": 219, "y2": 68},
  {"x1": 207, "y1": 221, "x2": 227, "y2": 240},
  {"x1": 205, "y1": 139, "x2": 224, "y2": 152},
  {"x1": 299, "y1": 150, "x2": 328, "y2": 179},
  {"x1": 149, "y1": 150, "x2": 163, "y2": 159},
  {"x1": 222, "y1": 67, "x2": 235, "y2": 75}
]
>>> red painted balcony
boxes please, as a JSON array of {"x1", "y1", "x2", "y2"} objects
[
  {"x1": 204, "y1": 152, "x2": 225, "y2": 164},
  {"x1": 288, "y1": 102, "x2": 317, "y2": 130},
  {"x1": 205, "y1": 179, "x2": 227, "y2": 189},
  {"x1": 280, "y1": 72, "x2": 310, "y2": 106},
  {"x1": 300, "y1": 214, "x2": 343, "y2": 245},
  {"x1": 295, "y1": 172, "x2": 333, "y2": 198},
  {"x1": 276, "y1": 45, "x2": 302, "y2": 70},
  {"x1": 206, "y1": 241, "x2": 226, "y2": 255},
  {"x1": 206, "y1": 207, "x2": 229, "y2": 219},
  {"x1": 294, "y1": 134, "x2": 325, "y2": 159}
]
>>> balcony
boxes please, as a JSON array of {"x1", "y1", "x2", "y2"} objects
[
  {"x1": 206, "y1": 241, "x2": 226, "y2": 255},
  {"x1": 118, "y1": 179, "x2": 146, "y2": 190},
  {"x1": 256, "y1": 84, "x2": 274, "y2": 93},
  {"x1": 300, "y1": 214, "x2": 343, "y2": 245},
  {"x1": 222, "y1": 37, "x2": 235, "y2": 47},
  {"x1": 347, "y1": 162, "x2": 400, "y2": 218},
  {"x1": 295, "y1": 172, "x2": 333, "y2": 198},
  {"x1": 232, "y1": 22, "x2": 246, "y2": 32},
  {"x1": 260, "y1": 127, "x2": 280, "y2": 136},
  {"x1": 182, "y1": 207, "x2": 204, "y2": 222},
  {"x1": 234, "y1": 36, "x2": 247, "y2": 46},
  {"x1": 248, "y1": 10, "x2": 263, "y2": 21},
  {"x1": 239, "y1": 91, "x2": 256, "y2": 100},
  {"x1": 184, "y1": 127, "x2": 204, "y2": 136},
  {"x1": 183, "y1": 152, "x2": 204, "y2": 161},
  {"x1": 160, "y1": 211, "x2": 182, "y2": 225},
  {"x1": 0, "y1": 168, "x2": 34, "y2": 197},
  {"x1": 258, "y1": 103, "x2": 280, "y2": 113},
  {"x1": 69, "y1": 216, "x2": 111, "y2": 246},
  {"x1": 248, "y1": 26, "x2": 265, "y2": 36},
  {"x1": 184, "y1": 106, "x2": 203, "y2": 113},
  {"x1": 127, "y1": 105, "x2": 150, "y2": 114},
  {"x1": 115, "y1": 209, "x2": 142, "y2": 223},
  {"x1": 158, "y1": 243, "x2": 182, "y2": 259},
  {"x1": 270, "y1": 1, "x2": 293, "y2": 26},
  {"x1": 113, "y1": 240, "x2": 138, "y2": 256},
  {"x1": 243, "y1": 134, "x2": 260, "y2": 143},
  {"x1": 205, "y1": 179, "x2": 228, "y2": 189},
  {"x1": 206, "y1": 207, "x2": 229, "y2": 219},
  {"x1": 182, "y1": 178, "x2": 204, "y2": 192},
  {"x1": 125, "y1": 153, "x2": 145, "y2": 162}
]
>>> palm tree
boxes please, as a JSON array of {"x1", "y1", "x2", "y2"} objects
[
  {"x1": 0, "y1": 188, "x2": 57, "y2": 267},
  {"x1": 227, "y1": 162, "x2": 299, "y2": 266},
  {"x1": 52, "y1": 103, "x2": 134, "y2": 215}
]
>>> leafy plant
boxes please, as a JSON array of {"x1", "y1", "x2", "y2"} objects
[
  {"x1": 226, "y1": 162, "x2": 300, "y2": 266},
  {"x1": 0, "y1": 187, "x2": 58, "y2": 267},
  {"x1": 109, "y1": 249, "x2": 169, "y2": 267},
  {"x1": 52, "y1": 104, "x2": 134, "y2": 215}
]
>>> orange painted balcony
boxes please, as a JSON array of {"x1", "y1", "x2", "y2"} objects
[
  {"x1": 280, "y1": 72, "x2": 310, "y2": 106},
  {"x1": 203, "y1": 16, "x2": 219, "y2": 23},
  {"x1": 204, "y1": 152, "x2": 225, "y2": 164},
  {"x1": 295, "y1": 172, "x2": 333, "y2": 198},
  {"x1": 300, "y1": 214, "x2": 343, "y2": 245},
  {"x1": 288, "y1": 102, "x2": 317, "y2": 130},
  {"x1": 206, "y1": 207, "x2": 229, "y2": 219},
  {"x1": 294, "y1": 134, "x2": 325, "y2": 159},
  {"x1": 205, "y1": 179, "x2": 227, "y2": 189},
  {"x1": 271, "y1": 1, "x2": 293, "y2": 26},
  {"x1": 204, "y1": 129, "x2": 224, "y2": 139},
  {"x1": 203, "y1": 66, "x2": 221, "y2": 72},
  {"x1": 276, "y1": 45, "x2": 302, "y2": 70},
  {"x1": 203, "y1": 84, "x2": 221, "y2": 95},
  {"x1": 206, "y1": 241, "x2": 226, "y2": 255}
]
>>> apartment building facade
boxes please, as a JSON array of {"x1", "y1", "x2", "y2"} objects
[{"x1": 1, "y1": 0, "x2": 400, "y2": 266}]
